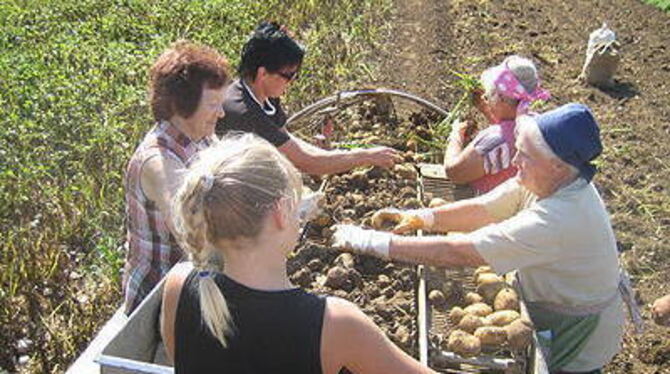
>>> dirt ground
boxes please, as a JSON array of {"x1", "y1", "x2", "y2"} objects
[{"x1": 342, "y1": 0, "x2": 669, "y2": 372}]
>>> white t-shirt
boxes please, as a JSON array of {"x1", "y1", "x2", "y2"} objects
[{"x1": 468, "y1": 178, "x2": 624, "y2": 371}]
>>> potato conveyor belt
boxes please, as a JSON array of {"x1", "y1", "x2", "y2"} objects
[{"x1": 414, "y1": 164, "x2": 549, "y2": 374}]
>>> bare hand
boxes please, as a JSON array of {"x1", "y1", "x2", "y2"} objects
[
  {"x1": 279, "y1": 24, "x2": 295, "y2": 38},
  {"x1": 472, "y1": 89, "x2": 486, "y2": 112},
  {"x1": 365, "y1": 147, "x2": 402, "y2": 169},
  {"x1": 472, "y1": 89, "x2": 496, "y2": 124},
  {"x1": 452, "y1": 119, "x2": 475, "y2": 141},
  {"x1": 652, "y1": 294, "x2": 670, "y2": 326}
]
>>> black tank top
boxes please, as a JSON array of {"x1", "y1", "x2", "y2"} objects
[{"x1": 174, "y1": 270, "x2": 326, "y2": 374}]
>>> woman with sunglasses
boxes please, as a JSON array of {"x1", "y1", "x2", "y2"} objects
[
  {"x1": 217, "y1": 22, "x2": 402, "y2": 175},
  {"x1": 444, "y1": 55, "x2": 550, "y2": 194},
  {"x1": 160, "y1": 133, "x2": 434, "y2": 374}
]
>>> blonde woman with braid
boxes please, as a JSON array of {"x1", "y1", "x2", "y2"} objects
[{"x1": 160, "y1": 133, "x2": 434, "y2": 374}]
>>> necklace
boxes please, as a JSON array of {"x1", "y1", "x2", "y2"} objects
[{"x1": 242, "y1": 80, "x2": 277, "y2": 116}]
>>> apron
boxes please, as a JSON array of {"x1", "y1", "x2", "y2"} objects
[
  {"x1": 527, "y1": 302, "x2": 601, "y2": 371},
  {"x1": 520, "y1": 268, "x2": 642, "y2": 372}
]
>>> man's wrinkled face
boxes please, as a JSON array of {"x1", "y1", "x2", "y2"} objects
[{"x1": 512, "y1": 125, "x2": 555, "y2": 194}]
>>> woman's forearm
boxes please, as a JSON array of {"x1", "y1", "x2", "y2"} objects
[
  {"x1": 430, "y1": 199, "x2": 496, "y2": 233},
  {"x1": 389, "y1": 235, "x2": 486, "y2": 268}
]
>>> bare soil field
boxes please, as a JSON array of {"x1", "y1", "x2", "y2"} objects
[{"x1": 368, "y1": 0, "x2": 669, "y2": 372}]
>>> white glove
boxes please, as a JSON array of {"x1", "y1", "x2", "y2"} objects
[
  {"x1": 483, "y1": 143, "x2": 511, "y2": 175},
  {"x1": 298, "y1": 192, "x2": 325, "y2": 222},
  {"x1": 331, "y1": 224, "x2": 392, "y2": 258},
  {"x1": 472, "y1": 126, "x2": 512, "y2": 175}
]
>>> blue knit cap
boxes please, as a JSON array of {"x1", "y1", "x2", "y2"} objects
[{"x1": 535, "y1": 103, "x2": 602, "y2": 182}]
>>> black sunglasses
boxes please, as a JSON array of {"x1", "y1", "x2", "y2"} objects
[{"x1": 276, "y1": 69, "x2": 299, "y2": 81}]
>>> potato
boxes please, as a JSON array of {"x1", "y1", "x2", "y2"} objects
[
  {"x1": 371, "y1": 210, "x2": 423, "y2": 231},
  {"x1": 371, "y1": 210, "x2": 397, "y2": 230},
  {"x1": 476, "y1": 274, "x2": 506, "y2": 301},
  {"x1": 505, "y1": 319, "x2": 534, "y2": 350},
  {"x1": 313, "y1": 213, "x2": 332, "y2": 227},
  {"x1": 429, "y1": 289, "x2": 446, "y2": 307},
  {"x1": 349, "y1": 169, "x2": 369, "y2": 189},
  {"x1": 447, "y1": 330, "x2": 482, "y2": 358},
  {"x1": 447, "y1": 329, "x2": 469, "y2": 341},
  {"x1": 457, "y1": 314, "x2": 487, "y2": 333},
  {"x1": 477, "y1": 282, "x2": 506, "y2": 302},
  {"x1": 393, "y1": 163, "x2": 417, "y2": 179},
  {"x1": 464, "y1": 302, "x2": 493, "y2": 317},
  {"x1": 474, "y1": 326, "x2": 508, "y2": 347},
  {"x1": 494, "y1": 288, "x2": 520, "y2": 311},
  {"x1": 485, "y1": 310, "x2": 520, "y2": 326},
  {"x1": 475, "y1": 272, "x2": 504, "y2": 286},
  {"x1": 464, "y1": 292, "x2": 484, "y2": 305},
  {"x1": 473, "y1": 265, "x2": 494, "y2": 278},
  {"x1": 448, "y1": 306, "x2": 466, "y2": 325}
]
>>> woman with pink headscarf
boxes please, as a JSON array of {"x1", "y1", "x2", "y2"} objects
[{"x1": 444, "y1": 55, "x2": 550, "y2": 194}]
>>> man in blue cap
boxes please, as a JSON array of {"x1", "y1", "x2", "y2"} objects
[{"x1": 331, "y1": 103, "x2": 633, "y2": 373}]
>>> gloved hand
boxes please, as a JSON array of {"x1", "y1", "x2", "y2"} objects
[
  {"x1": 298, "y1": 191, "x2": 325, "y2": 222},
  {"x1": 371, "y1": 208, "x2": 435, "y2": 234},
  {"x1": 331, "y1": 224, "x2": 392, "y2": 258},
  {"x1": 483, "y1": 143, "x2": 511, "y2": 175},
  {"x1": 472, "y1": 126, "x2": 512, "y2": 175}
]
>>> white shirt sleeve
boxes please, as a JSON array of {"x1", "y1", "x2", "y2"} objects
[
  {"x1": 472, "y1": 178, "x2": 528, "y2": 222},
  {"x1": 468, "y1": 205, "x2": 562, "y2": 274}
]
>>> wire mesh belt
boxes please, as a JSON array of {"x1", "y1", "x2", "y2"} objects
[{"x1": 415, "y1": 164, "x2": 544, "y2": 374}]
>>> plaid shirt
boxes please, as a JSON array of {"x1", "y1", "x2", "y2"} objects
[{"x1": 123, "y1": 121, "x2": 214, "y2": 314}]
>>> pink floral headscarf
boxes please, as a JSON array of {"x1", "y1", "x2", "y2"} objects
[{"x1": 481, "y1": 57, "x2": 551, "y2": 115}]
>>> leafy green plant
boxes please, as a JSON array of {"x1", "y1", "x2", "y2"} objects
[{"x1": 410, "y1": 71, "x2": 481, "y2": 160}]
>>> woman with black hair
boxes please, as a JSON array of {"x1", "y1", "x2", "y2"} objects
[{"x1": 217, "y1": 22, "x2": 402, "y2": 175}]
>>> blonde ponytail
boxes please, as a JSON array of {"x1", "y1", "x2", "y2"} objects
[
  {"x1": 172, "y1": 133, "x2": 302, "y2": 348},
  {"x1": 174, "y1": 172, "x2": 236, "y2": 347},
  {"x1": 193, "y1": 250, "x2": 234, "y2": 347}
]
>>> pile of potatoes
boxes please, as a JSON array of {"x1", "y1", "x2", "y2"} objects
[{"x1": 443, "y1": 266, "x2": 534, "y2": 358}]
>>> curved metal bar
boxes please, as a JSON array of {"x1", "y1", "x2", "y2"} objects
[{"x1": 287, "y1": 88, "x2": 449, "y2": 125}]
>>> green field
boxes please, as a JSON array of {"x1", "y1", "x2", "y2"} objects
[
  {"x1": 644, "y1": 0, "x2": 670, "y2": 11},
  {"x1": 0, "y1": 1, "x2": 390, "y2": 372}
]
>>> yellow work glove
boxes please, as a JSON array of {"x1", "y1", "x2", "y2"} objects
[{"x1": 371, "y1": 208, "x2": 435, "y2": 234}]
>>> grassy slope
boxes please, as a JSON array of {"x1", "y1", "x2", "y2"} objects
[{"x1": 0, "y1": 0, "x2": 390, "y2": 372}]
